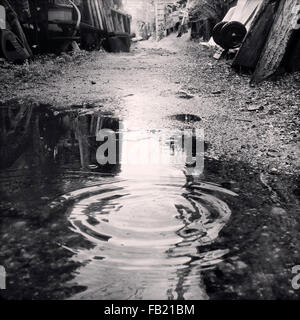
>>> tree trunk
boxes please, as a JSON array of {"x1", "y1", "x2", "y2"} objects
[{"x1": 252, "y1": 0, "x2": 300, "y2": 83}]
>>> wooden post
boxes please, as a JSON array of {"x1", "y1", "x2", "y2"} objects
[
  {"x1": 98, "y1": 0, "x2": 107, "y2": 31},
  {"x1": 111, "y1": 10, "x2": 118, "y2": 31},
  {"x1": 86, "y1": 0, "x2": 95, "y2": 27},
  {"x1": 90, "y1": 0, "x2": 100, "y2": 29},
  {"x1": 252, "y1": 0, "x2": 300, "y2": 83},
  {"x1": 101, "y1": 0, "x2": 114, "y2": 33},
  {"x1": 95, "y1": 0, "x2": 104, "y2": 30},
  {"x1": 177, "y1": 0, "x2": 191, "y2": 37},
  {"x1": 155, "y1": 1, "x2": 166, "y2": 40}
]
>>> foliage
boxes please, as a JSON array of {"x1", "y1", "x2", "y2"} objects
[{"x1": 188, "y1": 0, "x2": 236, "y2": 22}]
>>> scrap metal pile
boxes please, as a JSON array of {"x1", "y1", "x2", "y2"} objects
[
  {"x1": 188, "y1": 0, "x2": 300, "y2": 82},
  {"x1": 0, "y1": 0, "x2": 132, "y2": 63}
]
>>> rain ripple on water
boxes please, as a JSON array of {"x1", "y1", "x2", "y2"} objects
[{"x1": 65, "y1": 177, "x2": 237, "y2": 300}]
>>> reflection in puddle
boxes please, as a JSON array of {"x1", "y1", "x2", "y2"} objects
[
  {"x1": 1, "y1": 103, "x2": 297, "y2": 300},
  {"x1": 37, "y1": 108, "x2": 233, "y2": 299},
  {"x1": 0, "y1": 104, "x2": 234, "y2": 299},
  {"x1": 67, "y1": 177, "x2": 234, "y2": 299},
  {"x1": 170, "y1": 114, "x2": 202, "y2": 124}
]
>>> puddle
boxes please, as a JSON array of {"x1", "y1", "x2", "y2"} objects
[
  {"x1": 0, "y1": 103, "x2": 299, "y2": 300},
  {"x1": 170, "y1": 114, "x2": 202, "y2": 123}
]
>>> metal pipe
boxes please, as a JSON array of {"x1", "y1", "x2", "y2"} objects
[{"x1": 69, "y1": 0, "x2": 81, "y2": 33}]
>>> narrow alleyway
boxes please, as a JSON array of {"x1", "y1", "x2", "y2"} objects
[
  {"x1": 0, "y1": 34, "x2": 299, "y2": 300},
  {"x1": 1, "y1": 33, "x2": 299, "y2": 173}
]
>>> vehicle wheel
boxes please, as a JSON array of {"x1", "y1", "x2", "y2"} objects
[
  {"x1": 212, "y1": 21, "x2": 228, "y2": 47},
  {"x1": 220, "y1": 21, "x2": 247, "y2": 49},
  {"x1": 0, "y1": 29, "x2": 30, "y2": 62}
]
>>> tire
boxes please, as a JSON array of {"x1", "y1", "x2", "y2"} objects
[
  {"x1": 0, "y1": 29, "x2": 30, "y2": 62},
  {"x1": 0, "y1": 29, "x2": 3, "y2": 57},
  {"x1": 220, "y1": 21, "x2": 247, "y2": 49},
  {"x1": 212, "y1": 21, "x2": 228, "y2": 47}
]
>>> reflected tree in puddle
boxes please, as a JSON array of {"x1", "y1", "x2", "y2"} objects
[
  {"x1": 74, "y1": 114, "x2": 121, "y2": 175},
  {"x1": 0, "y1": 104, "x2": 34, "y2": 169}
]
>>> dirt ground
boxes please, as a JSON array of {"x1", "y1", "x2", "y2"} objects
[{"x1": 0, "y1": 33, "x2": 299, "y2": 175}]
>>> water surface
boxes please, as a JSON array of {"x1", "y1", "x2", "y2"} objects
[{"x1": 0, "y1": 104, "x2": 299, "y2": 300}]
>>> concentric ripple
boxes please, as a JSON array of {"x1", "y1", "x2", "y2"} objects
[{"x1": 64, "y1": 177, "x2": 237, "y2": 300}]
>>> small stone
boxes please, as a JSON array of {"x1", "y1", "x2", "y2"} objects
[
  {"x1": 235, "y1": 261, "x2": 248, "y2": 270},
  {"x1": 269, "y1": 168, "x2": 279, "y2": 175},
  {"x1": 271, "y1": 207, "x2": 287, "y2": 216},
  {"x1": 268, "y1": 148, "x2": 278, "y2": 153},
  {"x1": 266, "y1": 152, "x2": 277, "y2": 158},
  {"x1": 176, "y1": 91, "x2": 194, "y2": 99},
  {"x1": 13, "y1": 221, "x2": 27, "y2": 229},
  {"x1": 247, "y1": 105, "x2": 264, "y2": 112},
  {"x1": 218, "y1": 262, "x2": 235, "y2": 274},
  {"x1": 50, "y1": 223, "x2": 60, "y2": 230}
]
